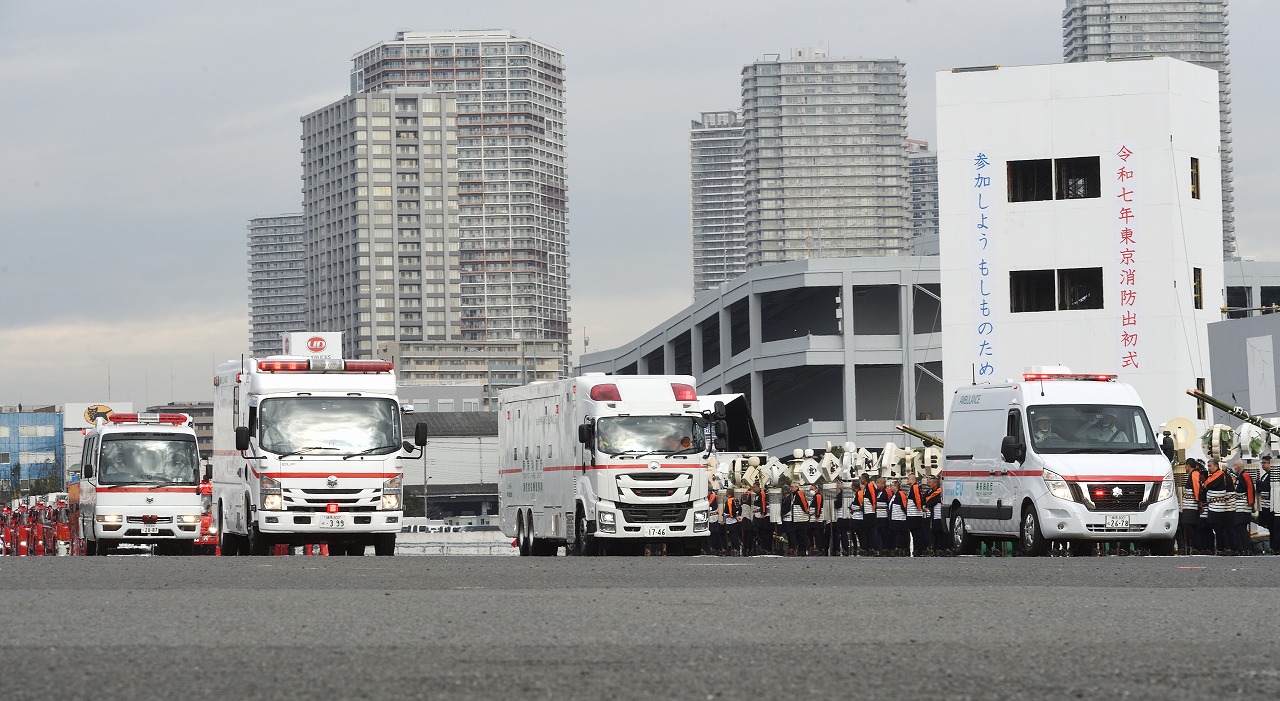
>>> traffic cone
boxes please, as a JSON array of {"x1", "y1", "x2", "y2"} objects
[{"x1": 319, "y1": 543, "x2": 329, "y2": 556}]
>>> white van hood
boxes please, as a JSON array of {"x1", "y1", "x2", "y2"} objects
[{"x1": 1036, "y1": 453, "x2": 1170, "y2": 480}]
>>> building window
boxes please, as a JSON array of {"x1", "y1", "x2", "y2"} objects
[
  {"x1": 1260, "y1": 286, "x2": 1280, "y2": 314},
  {"x1": 1010, "y1": 269, "x2": 1056, "y2": 312},
  {"x1": 1007, "y1": 159, "x2": 1052, "y2": 202},
  {"x1": 1058, "y1": 268, "x2": 1103, "y2": 310},
  {"x1": 1055, "y1": 157, "x2": 1100, "y2": 200},
  {"x1": 1190, "y1": 157, "x2": 1200, "y2": 200},
  {"x1": 1193, "y1": 267, "x2": 1203, "y2": 310},
  {"x1": 1226, "y1": 286, "x2": 1250, "y2": 319}
]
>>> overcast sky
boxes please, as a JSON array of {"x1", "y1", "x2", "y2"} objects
[{"x1": 1, "y1": 0, "x2": 1275, "y2": 409}]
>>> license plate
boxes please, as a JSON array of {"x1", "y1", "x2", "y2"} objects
[
  {"x1": 140, "y1": 526, "x2": 159, "y2": 535},
  {"x1": 1105, "y1": 515, "x2": 1130, "y2": 529},
  {"x1": 645, "y1": 527, "x2": 667, "y2": 537},
  {"x1": 320, "y1": 517, "x2": 346, "y2": 529}
]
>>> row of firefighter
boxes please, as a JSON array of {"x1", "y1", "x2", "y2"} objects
[
  {"x1": 1, "y1": 495, "x2": 72, "y2": 556},
  {"x1": 701, "y1": 441, "x2": 941, "y2": 521}
]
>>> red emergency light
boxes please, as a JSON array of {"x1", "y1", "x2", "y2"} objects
[
  {"x1": 1022, "y1": 373, "x2": 1117, "y2": 383},
  {"x1": 671, "y1": 383, "x2": 697, "y2": 402},
  {"x1": 107, "y1": 413, "x2": 189, "y2": 426},
  {"x1": 589, "y1": 384, "x2": 621, "y2": 401},
  {"x1": 257, "y1": 359, "x2": 393, "y2": 373},
  {"x1": 342, "y1": 360, "x2": 394, "y2": 373},
  {"x1": 326, "y1": 503, "x2": 340, "y2": 514}
]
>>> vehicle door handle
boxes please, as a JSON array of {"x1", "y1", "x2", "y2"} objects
[{"x1": 988, "y1": 470, "x2": 997, "y2": 477}]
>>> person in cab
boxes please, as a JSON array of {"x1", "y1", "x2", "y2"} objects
[{"x1": 1078, "y1": 413, "x2": 1128, "y2": 443}]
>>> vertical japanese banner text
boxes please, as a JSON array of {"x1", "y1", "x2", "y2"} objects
[
  {"x1": 972, "y1": 152, "x2": 997, "y2": 381},
  {"x1": 1113, "y1": 144, "x2": 1140, "y2": 372}
]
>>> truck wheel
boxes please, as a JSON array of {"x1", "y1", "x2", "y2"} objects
[
  {"x1": 175, "y1": 541, "x2": 195, "y2": 556},
  {"x1": 85, "y1": 539, "x2": 97, "y2": 556},
  {"x1": 374, "y1": 533, "x2": 396, "y2": 556},
  {"x1": 218, "y1": 504, "x2": 238, "y2": 556},
  {"x1": 96, "y1": 541, "x2": 112, "y2": 556},
  {"x1": 1021, "y1": 506, "x2": 1048, "y2": 557},
  {"x1": 952, "y1": 510, "x2": 977, "y2": 555},
  {"x1": 516, "y1": 512, "x2": 530, "y2": 556},
  {"x1": 571, "y1": 509, "x2": 595, "y2": 556},
  {"x1": 1147, "y1": 538, "x2": 1175, "y2": 556}
]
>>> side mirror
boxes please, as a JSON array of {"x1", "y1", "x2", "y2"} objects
[
  {"x1": 1000, "y1": 435, "x2": 1025, "y2": 464},
  {"x1": 414, "y1": 423, "x2": 429, "y2": 447},
  {"x1": 715, "y1": 419, "x2": 728, "y2": 438},
  {"x1": 83, "y1": 464, "x2": 94, "y2": 480},
  {"x1": 235, "y1": 426, "x2": 250, "y2": 452},
  {"x1": 714, "y1": 401, "x2": 726, "y2": 420},
  {"x1": 203, "y1": 465, "x2": 212, "y2": 481},
  {"x1": 1161, "y1": 433, "x2": 1176, "y2": 461},
  {"x1": 715, "y1": 438, "x2": 727, "y2": 451},
  {"x1": 401, "y1": 440, "x2": 415, "y2": 454},
  {"x1": 193, "y1": 466, "x2": 201, "y2": 483},
  {"x1": 578, "y1": 423, "x2": 593, "y2": 445}
]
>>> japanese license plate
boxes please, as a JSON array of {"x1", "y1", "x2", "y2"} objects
[
  {"x1": 645, "y1": 526, "x2": 667, "y2": 537},
  {"x1": 140, "y1": 526, "x2": 159, "y2": 535},
  {"x1": 320, "y1": 517, "x2": 346, "y2": 529},
  {"x1": 1105, "y1": 515, "x2": 1130, "y2": 529}
]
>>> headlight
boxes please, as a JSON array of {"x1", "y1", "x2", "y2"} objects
[
  {"x1": 381, "y1": 474, "x2": 403, "y2": 511},
  {"x1": 260, "y1": 474, "x2": 282, "y2": 510},
  {"x1": 598, "y1": 511, "x2": 615, "y2": 525},
  {"x1": 1158, "y1": 475, "x2": 1174, "y2": 501},
  {"x1": 1042, "y1": 469, "x2": 1073, "y2": 501},
  {"x1": 177, "y1": 514, "x2": 201, "y2": 524},
  {"x1": 693, "y1": 509, "x2": 709, "y2": 523},
  {"x1": 96, "y1": 514, "x2": 123, "y2": 523}
]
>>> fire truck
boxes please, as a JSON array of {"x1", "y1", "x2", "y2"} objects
[
  {"x1": 75, "y1": 412, "x2": 204, "y2": 555},
  {"x1": 211, "y1": 349, "x2": 425, "y2": 556},
  {"x1": 498, "y1": 375, "x2": 721, "y2": 556}
]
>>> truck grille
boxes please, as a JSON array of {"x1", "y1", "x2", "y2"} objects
[
  {"x1": 283, "y1": 487, "x2": 379, "y2": 512},
  {"x1": 1079, "y1": 483, "x2": 1147, "y2": 512},
  {"x1": 126, "y1": 516, "x2": 174, "y2": 524},
  {"x1": 632, "y1": 488, "x2": 678, "y2": 497},
  {"x1": 621, "y1": 503, "x2": 689, "y2": 524}
]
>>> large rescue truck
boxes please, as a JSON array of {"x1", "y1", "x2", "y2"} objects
[
  {"x1": 75, "y1": 413, "x2": 204, "y2": 555},
  {"x1": 499, "y1": 374, "x2": 719, "y2": 556},
  {"x1": 212, "y1": 354, "x2": 425, "y2": 556},
  {"x1": 943, "y1": 369, "x2": 1178, "y2": 555}
]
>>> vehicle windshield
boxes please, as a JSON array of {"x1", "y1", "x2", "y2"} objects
[
  {"x1": 258, "y1": 397, "x2": 400, "y2": 455},
  {"x1": 1026, "y1": 404, "x2": 1160, "y2": 455},
  {"x1": 594, "y1": 416, "x2": 705, "y2": 456},
  {"x1": 99, "y1": 436, "x2": 199, "y2": 485}
]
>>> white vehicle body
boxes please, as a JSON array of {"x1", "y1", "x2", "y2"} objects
[
  {"x1": 77, "y1": 413, "x2": 203, "y2": 555},
  {"x1": 942, "y1": 371, "x2": 1178, "y2": 555},
  {"x1": 212, "y1": 356, "x2": 408, "y2": 556},
  {"x1": 498, "y1": 375, "x2": 713, "y2": 555}
]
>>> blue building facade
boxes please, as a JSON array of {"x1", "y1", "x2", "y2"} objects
[{"x1": 0, "y1": 407, "x2": 65, "y2": 487}]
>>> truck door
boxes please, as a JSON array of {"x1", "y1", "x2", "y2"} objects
[{"x1": 996, "y1": 409, "x2": 1023, "y2": 536}]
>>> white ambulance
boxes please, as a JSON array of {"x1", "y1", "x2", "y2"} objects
[
  {"x1": 498, "y1": 375, "x2": 716, "y2": 556},
  {"x1": 942, "y1": 370, "x2": 1178, "y2": 555},
  {"x1": 76, "y1": 413, "x2": 203, "y2": 555},
  {"x1": 212, "y1": 351, "x2": 425, "y2": 556}
]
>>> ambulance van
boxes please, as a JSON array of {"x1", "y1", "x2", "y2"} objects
[{"x1": 942, "y1": 370, "x2": 1178, "y2": 555}]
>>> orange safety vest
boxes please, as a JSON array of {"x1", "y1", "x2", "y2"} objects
[
  {"x1": 910, "y1": 484, "x2": 925, "y2": 512},
  {"x1": 795, "y1": 490, "x2": 810, "y2": 513},
  {"x1": 725, "y1": 497, "x2": 737, "y2": 518},
  {"x1": 1241, "y1": 470, "x2": 1255, "y2": 505}
]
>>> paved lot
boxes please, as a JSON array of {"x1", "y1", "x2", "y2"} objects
[{"x1": 0, "y1": 555, "x2": 1276, "y2": 700}]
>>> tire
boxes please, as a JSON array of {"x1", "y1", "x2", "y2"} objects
[
  {"x1": 571, "y1": 508, "x2": 595, "y2": 556},
  {"x1": 1147, "y1": 537, "x2": 1175, "y2": 556},
  {"x1": 96, "y1": 541, "x2": 112, "y2": 557},
  {"x1": 218, "y1": 503, "x2": 239, "y2": 556},
  {"x1": 175, "y1": 540, "x2": 195, "y2": 556},
  {"x1": 1021, "y1": 505, "x2": 1049, "y2": 557},
  {"x1": 374, "y1": 534, "x2": 396, "y2": 556},
  {"x1": 516, "y1": 511, "x2": 530, "y2": 557},
  {"x1": 952, "y1": 509, "x2": 977, "y2": 555}
]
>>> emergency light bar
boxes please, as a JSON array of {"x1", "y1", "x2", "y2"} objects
[
  {"x1": 1022, "y1": 373, "x2": 1117, "y2": 382},
  {"x1": 257, "y1": 359, "x2": 393, "y2": 374},
  {"x1": 107, "y1": 413, "x2": 190, "y2": 426}
]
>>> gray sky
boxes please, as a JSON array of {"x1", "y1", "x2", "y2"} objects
[{"x1": 2, "y1": 0, "x2": 1275, "y2": 408}]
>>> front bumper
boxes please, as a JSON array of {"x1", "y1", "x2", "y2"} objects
[
  {"x1": 256, "y1": 510, "x2": 401, "y2": 536},
  {"x1": 1035, "y1": 496, "x2": 1178, "y2": 540}
]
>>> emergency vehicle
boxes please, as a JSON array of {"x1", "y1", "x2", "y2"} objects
[
  {"x1": 211, "y1": 351, "x2": 425, "y2": 556},
  {"x1": 498, "y1": 375, "x2": 719, "y2": 556},
  {"x1": 75, "y1": 413, "x2": 204, "y2": 556},
  {"x1": 943, "y1": 369, "x2": 1179, "y2": 556}
]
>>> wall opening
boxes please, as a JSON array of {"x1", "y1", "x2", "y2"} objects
[
  {"x1": 854, "y1": 365, "x2": 903, "y2": 421},
  {"x1": 1007, "y1": 159, "x2": 1052, "y2": 202},
  {"x1": 642, "y1": 346, "x2": 664, "y2": 374},
  {"x1": 698, "y1": 313, "x2": 721, "y2": 372},
  {"x1": 852, "y1": 285, "x2": 900, "y2": 335},
  {"x1": 761, "y1": 287, "x2": 840, "y2": 341},
  {"x1": 1226, "y1": 286, "x2": 1251, "y2": 319},
  {"x1": 728, "y1": 298, "x2": 750, "y2": 356},
  {"x1": 1009, "y1": 270, "x2": 1055, "y2": 312},
  {"x1": 727, "y1": 374, "x2": 752, "y2": 413},
  {"x1": 1261, "y1": 287, "x2": 1280, "y2": 314},
  {"x1": 1055, "y1": 156, "x2": 1101, "y2": 200},
  {"x1": 912, "y1": 283, "x2": 941, "y2": 334},
  {"x1": 913, "y1": 361, "x2": 943, "y2": 421},
  {"x1": 1193, "y1": 268, "x2": 1203, "y2": 310},
  {"x1": 1190, "y1": 157, "x2": 1201, "y2": 200},
  {"x1": 761, "y1": 366, "x2": 843, "y2": 436},
  {"x1": 1058, "y1": 267, "x2": 1103, "y2": 310},
  {"x1": 671, "y1": 331, "x2": 692, "y2": 376}
]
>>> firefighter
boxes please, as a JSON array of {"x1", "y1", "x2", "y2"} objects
[
  {"x1": 805, "y1": 484, "x2": 825, "y2": 555},
  {"x1": 707, "y1": 489, "x2": 723, "y2": 555},
  {"x1": 874, "y1": 476, "x2": 891, "y2": 554},
  {"x1": 832, "y1": 478, "x2": 853, "y2": 556},
  {"x1": 1203, "y1": 459, "x2": 1234, "y2": 554},
  {"x1": 905, "y1": 474, "x2": 928, "y2": 557},
  {"x1": 750, "y1": 486, "x2": 772, "y2": 556},
  {"x1": 885, "y1": 480, "x2": 909, "y2": 555},
  {"x1": 723, "y1": 490, "x2": 742, "y2": 556},
  {"x1": 924, "y1": 475, "x2": 947, "y2": 554},
  {"x1": 859, "y1": 474, "x2": 881, "y2": 555},
  {"x1": 1258, "y1": 456, "x2": 1274, "y2": 554},
  {"x1": 1232, "y1": 460, "x2": 1256, "y2": 555},
  {"x1": 1178, "y1": 459, "x2": 1206, "y2": 553}
]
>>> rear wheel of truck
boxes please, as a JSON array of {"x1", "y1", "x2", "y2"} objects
[
  {"x1": 218, "y1": 504, "x2": 240, "y2": 556},
  {"x1": 516, "y1": 511, "x2": 529, "y2": 556},
  {"x1": 374, "y1": 534, "x2": 395, "y2": 556},
  {"x1": 952, "y1": 510, "x2": 977, "y2": 555},
  {"x1": 85, "y1": 539, "x2": 97, "y2": 556}
]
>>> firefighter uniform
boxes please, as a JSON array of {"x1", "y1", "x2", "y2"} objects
[
  {"x1": 847, "y1": 479, "x2": 865, "y2": 554},
  {"x1": 806, "y1": 487, "x2": 825, "y2": 555},
  {"x1": 1203, "y1": 464, "x2": 1234, "y2": 554},
  {"x1": 1257, "y1": 459, "x2": 1274, "y2": 554},
  {"x1": 1233, "y1": 465, "x2": 1255, "y2": 555},
  {"x1": 723, "y1": 494, "x2": 742, "y2": 555},
  {"x1": 1179, "y1": 463, "x2": 1206, "y2": 553},
  {"x1": 751, "y1": 488, "x2": 773, "y2": 556},
  {"x1": 905, "y1": 480, "x2": 928, "y2": 557},
  {"x1": 886, "y1": 486, "x2": 909, "y2": 554},
  {"x1": 924, "y1": 480, "x2": 946, "y2": 553},
  {"x1": 708, "y1": 491, "x2": 724, "y2": 554}
]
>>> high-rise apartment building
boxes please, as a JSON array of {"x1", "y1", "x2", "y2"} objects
[
  {"x1": 906, "y1": 139, "x2": 939, "y2": 256},
  {"x1": 350, "y1": 31, "x2": 569, "y2": 360},
  {"x1": 690, "y1": 111, "x2": 747, "y2": 294},
  {"x1": 301, "y1": 90, "x2": 461, "y2": 359},
  {"x1": 1063, "y1": 0, "x2": 1234, "y2": 258},
  {"x1": 247, "y1": 214, "x2": 307, "y2": 356},
  {"x1": 740, "y1": 49, "x2": 910, "y2": 268}
]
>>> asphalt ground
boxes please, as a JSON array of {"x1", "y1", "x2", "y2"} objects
[{"x1": 0, "y1": 554, "x2": 1277, "y2": 700}]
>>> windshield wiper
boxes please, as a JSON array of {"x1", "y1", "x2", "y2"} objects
[
  {"x1": 343, "y1": 444, "x2": 399, "y2": 460},
  {"x1": 277, "y1": 446, "x2": 337, "y2": 459},
  {"x1": 611, "y1": 449, "x2": 662, "y2": 460},
  {"x1": 149, "y1": 482, "x2": 193, "y2": 489}
]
